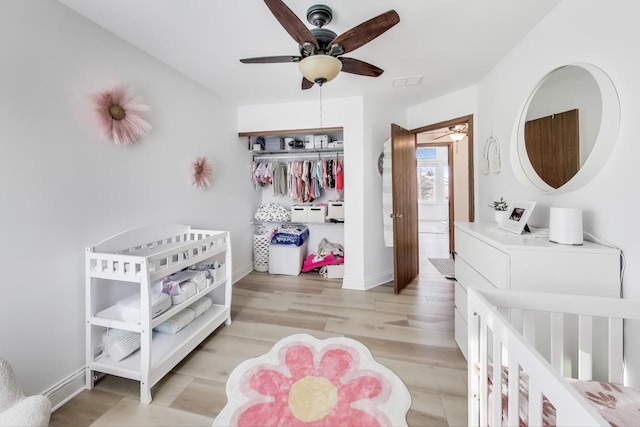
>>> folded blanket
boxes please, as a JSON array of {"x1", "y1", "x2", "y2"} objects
[
  {"x1": 189, "y1": 297, "x2": 212, "y2": 318},
  {"x1": 302, "y1": 253, "x2": 344, "y2": 272},
  {"x1": 155, "y1": 307, "x2": 196, "y2": 334}
]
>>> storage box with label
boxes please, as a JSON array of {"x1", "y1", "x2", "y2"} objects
[
  {"x1": 327, "y1": 201, "x2": 344, "y2": 220},
  {"x1": 265, "y1": 137, "x2": 284, "y2": 151},
  {"x1": 304, "y1": 135, "x2": 315, "y2": 149},
  {"x1": 314, "y1": 134, "x2": 328, "y2": 149},
  {"x1": 307, "y1": 205, "x2": 327, "y2": 223},
  {"x1": 291, "y1": 205, "x2": 308, "y2": 222}
]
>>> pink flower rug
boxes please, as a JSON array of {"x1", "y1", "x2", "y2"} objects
[{"x1": 213, "y1": 334, "x2": 411, "y2": 427}]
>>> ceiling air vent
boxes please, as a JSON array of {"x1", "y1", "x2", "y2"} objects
[{"x1": 392, "y1": 76, "x2": 423, "y2": 87}]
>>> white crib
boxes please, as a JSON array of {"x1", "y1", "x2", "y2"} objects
[{"x1": 467, "y1": 287, "x2": 640, "y2": 426}]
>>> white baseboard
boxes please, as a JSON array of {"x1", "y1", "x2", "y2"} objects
[
  {"x1": 365, "y1": 271, "x2": 394, "y2": 290},
  {"x1": 342, "y1": 270, "x2": 393, "y2": 291},
  {"x1": 44, "y1": 367, "x2": 86, "y2": 412},
  {"x1": 232, "y1": 263, "x2": 254, "y2": 284}
]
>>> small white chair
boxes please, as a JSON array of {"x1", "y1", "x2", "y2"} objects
[{"x1": 0, "y1": 359, "x2": 51, "y2": 427}]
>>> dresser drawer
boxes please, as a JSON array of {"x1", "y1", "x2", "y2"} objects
[
  {"x1": 454, "y1": 308, "x2": 468, "y2": 360},
  {"x1": 455, "y1": 228, "x2": 510, "y2": 289},
  {"x1": 454, "y1": 281, "x2": 466, "y2": 318},
  {"x1": 455, "y1": 257, "x2": 497, "y2": 322}
]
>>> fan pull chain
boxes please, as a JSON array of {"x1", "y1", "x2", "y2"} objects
[{"x1": 319, "y1": 84, "x2": 323, "y2": 129}]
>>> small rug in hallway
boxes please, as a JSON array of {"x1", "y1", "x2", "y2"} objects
[
  {"x1": 213, "y1": 334, "x2": 411, "y2": 427},
  {"x1": 428, "y1": 258, "x2": 455, "y2": 279}
]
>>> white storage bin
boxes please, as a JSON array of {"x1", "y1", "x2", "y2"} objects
[
  {"x1": 307, "y1": 205, "x2": 327, "y2": 223},
  {"x1": 209, "y1": 263, "x2": 226, "y2": 283},
  {"x1": 322, "y1": 264, "x2": 344, "y2": 279},
  {"x1": 268, "y1": 241, "x2": 308, "y2": 276},
  {"x1": 291, "y1": 205, "x2": 308, "y2": 222},
  {"x1": 327, "y1": 201, "x2": 344, "y2": 220}
]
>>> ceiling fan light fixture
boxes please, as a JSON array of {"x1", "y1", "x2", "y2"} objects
[
  {"x1": 449, "y1": 132, "x2": 465, "y2": 142},
  {"x1": 298, "y1": 55, "x2": 342, "y2": 85}
]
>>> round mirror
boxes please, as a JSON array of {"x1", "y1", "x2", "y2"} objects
[{"x1": 512, "y1": 63, "x2": 620, "y2": 193}]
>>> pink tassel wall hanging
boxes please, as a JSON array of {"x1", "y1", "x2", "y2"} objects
[
  {"x1": 91, "y1": 81, "x2": 151, "y2": 145},
  {"x1": 191, "y1": 156, "x2": 213, "y2": 189}
]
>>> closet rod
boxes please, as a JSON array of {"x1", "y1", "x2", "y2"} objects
[{"x1": 253, "y1": 152, "x2": 344, "y2": 161}]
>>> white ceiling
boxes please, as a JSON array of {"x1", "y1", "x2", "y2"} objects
[{"x1": 57, "y1": 0, "x2": 561, "y2": 109}]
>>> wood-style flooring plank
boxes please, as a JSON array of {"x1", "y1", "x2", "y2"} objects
[
  {"x1": 287, "y1": 302, "x2": 408, "y2": 324},
  {"x1": 325, "y1": 317, "x2": 457, "y2": 348},
  {"x1": 231, "y1": 305, "x2": 329, "y2": 331}
]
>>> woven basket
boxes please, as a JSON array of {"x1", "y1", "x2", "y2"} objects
[{"x1": 253, "y1": 227, "x2": 272, "y2": 272}]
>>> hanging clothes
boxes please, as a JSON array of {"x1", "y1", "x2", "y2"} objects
[
  {"x1": 272, "y1": 163, "x2": 288, "y2": 196},
  {"x1": 249, "y1": 156, "x2": 344, "y2": 202}
]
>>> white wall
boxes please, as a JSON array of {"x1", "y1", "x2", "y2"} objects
[
  {"x1": 0, "y1": 0, "x2": 253, "y2": 399},
  {"x1": 362, "y1": 98, "x2": 406, "y2": 288},
  {"x1": 411, "y1": 0, "x2": 640, "y2": 387}
]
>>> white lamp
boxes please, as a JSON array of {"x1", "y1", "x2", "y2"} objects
[{"x1": 298, "y1": 55, "x2": 342, "y2": 85}]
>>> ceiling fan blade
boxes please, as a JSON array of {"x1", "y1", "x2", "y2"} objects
[
  {"x1": 264, "y1": 0, "x2": 319, "y2": 49},
  {"x1": 433, "y1": 133, "x2": 453, "y2": 140},
  {"x1": 339, "y1": 57, "x2": 383, "y2": 77},
  {"x1": 330, "y1": 10, "x2": 399, "y2": 54},
  {"x1": 302, "y1": 77, "x2": 314, "y2": 90},
  {"x1": 240, "y1": 55, "x2": 301, "y2": 64}
]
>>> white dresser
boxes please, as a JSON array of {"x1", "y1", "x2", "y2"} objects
[{"x1": 454, "y1": 222, "x2": 621, "y2": 360}]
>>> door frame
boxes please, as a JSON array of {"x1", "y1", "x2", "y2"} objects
[{"x1": 411, "y1": 114, "x2": 475, "y2": 254}]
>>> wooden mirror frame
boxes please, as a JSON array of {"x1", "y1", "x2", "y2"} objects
[{"x1": 511, "y1": 63, "x2": 620, "y2": 194}]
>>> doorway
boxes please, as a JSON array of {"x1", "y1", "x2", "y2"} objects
[
  {"x1": 411, "y1": 114, "x2": 475, "y2": 258},
  {"x1": 416, "y1": 145, "x2": 451, "y2": 259}
]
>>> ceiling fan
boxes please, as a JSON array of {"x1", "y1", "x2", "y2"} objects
[
  {"x1": 426, "y1": 124, "x2": 469, "y2": 140},
  {"x1": 240, "y1": 0, "x2": 400, "y2": 90}
]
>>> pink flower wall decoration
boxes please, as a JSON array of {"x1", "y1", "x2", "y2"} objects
[
  {"x1": 91, "y1": 81, "x2": 151, "y2": 145},
  {"x1": 192, "y1": 156, "x2": 213, "y2": 189}
]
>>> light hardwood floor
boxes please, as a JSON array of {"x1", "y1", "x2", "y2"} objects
[{"x1": 50, "y1": 226, "x2": 465, "y2": 426}]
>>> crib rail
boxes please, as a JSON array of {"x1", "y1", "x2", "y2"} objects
[{"x1": 467, "y1": 288, "x2": 627, "y2": 426}]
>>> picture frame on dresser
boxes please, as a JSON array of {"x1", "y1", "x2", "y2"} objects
[{"x1": 498, "y1": 200, "x2": 536, "y2": 234}]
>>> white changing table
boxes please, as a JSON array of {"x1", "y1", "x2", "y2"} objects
[{"x1": 85, "y1": 223, "x2": 232, "y2": 404}]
